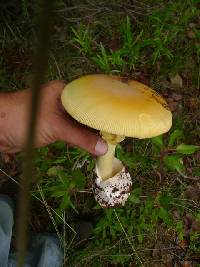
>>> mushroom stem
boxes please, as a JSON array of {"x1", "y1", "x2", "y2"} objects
[
  {"x1": 96, "y1": 132, "x2": 125, "y2": 181},
  {"x1": 96, "y1": 142, "x2": 116, "y2": 180}
]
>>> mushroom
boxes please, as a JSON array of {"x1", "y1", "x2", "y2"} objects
[{"x1": 61, "y1": 74, "x2": 172, "y2": 208}]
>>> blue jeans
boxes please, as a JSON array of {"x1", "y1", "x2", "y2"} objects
[{"x1": 0, "y1": 196, "x2": 63, "y2": 267}]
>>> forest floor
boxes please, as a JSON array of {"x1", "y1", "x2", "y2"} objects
[{"x1": 0, "y1": 0, "x2": 200, "y2": 266}]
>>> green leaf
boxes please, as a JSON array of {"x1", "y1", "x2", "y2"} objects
[
  {"x1": 60, "y1": 194, "x2": 71, "y2": 210},
  {"x1": 151, "y1": 135, "x2": 164, "y2": 150},
  {"x1": 48, "y1": 184, "x2": 70, "y2": 197},
  {"x1": 72, "y1": 169, "x2": 86, "y2": 189},
  {"x1": 51, "y1": 190, "x2": 66, "y2": 198},
  {"x1": 133, "y1": 187, "x2": 142, "y2": 196},
  {"x1": 87, "y1": 160, "x2": 95, "y2": 172},
  {"x1": 48, "y1": 184, "x2": 66, "y2": 192},
  {"x1": 196, "y1": 213, "x2": 200, "y2": 220},
  {"x1": 175, "y1": 221, "x2": 184, "y2": 241},
  {"x1": 128, "y1": 187, "x2": 141, "y2": 204},
  {"x1": 168, "y1": 129, "x2": 183, "y2": 146},
  {"x1": 54, "y1": 208, "x2": 63, "y2": 224},
  {"x1": 176, "y1": 144, "x2": 200, "y2": 155},
  {"x1": 105, "y1": 209, "x2": 114, "y2": 222},
  {"x1": 59, "y1": 194, "x2": 77, "y2": 212},
  {"x1": 137, "y1": 234, "x2": 144, "y2": 243},
  {"x1": 52, "y1": 158, "x2": 67, "y2": 164},
  {"x1": 164, "y1": 155, "x2": 185, "y2": 173},
  {"x1": 47, "y1": 166, "x2": 63, "y2": 176},
  {"x1": 193, "y1": 168, "x2": 200, "y2": 176},
  {"x1": 151, "y1": 209, "x2": 158, "y2": 223},
  {"x1": 51, "y1": 141, "x2": 66, "y2": 150},
  {"x1": 47, "y1": 166, "x2": 70, "y2": 185},
  {"x1": 124, "y1": 16, "x2": 133, "y2": 47},
  {"x1": 158, "y1": 207, "x2": 172, "y2": 226},
  {"x1": 159, "y1": 193, "x2": 172, "y2": 209},
  {"x1": 128, "y1": 193, "x2": 140, "y2": 204}
]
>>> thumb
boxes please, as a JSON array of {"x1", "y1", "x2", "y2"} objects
[{"x1": 57, "y1": 117, "x2": 108, "y2": 156}]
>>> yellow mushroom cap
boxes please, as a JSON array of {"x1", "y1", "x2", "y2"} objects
[{"x1": 61, "y1": 74, "x2": 172, "y2": 138}]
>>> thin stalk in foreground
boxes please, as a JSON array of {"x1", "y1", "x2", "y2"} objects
[
  {"x1": 114, "y1": 209, "x2": 144, "y2": 267},
  {"x1": 16, "y1": 1, "x2": 53, "y2": 266}
]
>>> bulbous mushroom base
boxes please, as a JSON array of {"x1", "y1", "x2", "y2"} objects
[{"x1": 93, "y1": 163, "x2": 132, "y2": 208}]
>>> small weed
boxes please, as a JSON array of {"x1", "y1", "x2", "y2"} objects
[{"x1": 71, "y1": 24, "x2": 93, "y2": 56}]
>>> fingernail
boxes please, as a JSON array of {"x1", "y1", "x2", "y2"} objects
[{"x1": 95, "y1": 139, "x2": 108, "y2": 155}]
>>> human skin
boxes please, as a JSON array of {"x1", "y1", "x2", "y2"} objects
[{"x1": 0, "y1": 80, "x2": 108, "y2": 155}]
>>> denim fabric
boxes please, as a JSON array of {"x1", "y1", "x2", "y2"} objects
[
  {"x1": 0, "y1": 196, "x2": 13, "y2": 267},
  {"x1": 0, "y1": 196, "x2": 63, "y2": 267}
]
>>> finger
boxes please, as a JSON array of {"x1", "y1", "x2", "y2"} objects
[
  {"x1": 56, "y1": 117, "x2": 108, "y2": 156},
  {"x1": 44, "y1": 80, "x2": 66, "y2": 93}
]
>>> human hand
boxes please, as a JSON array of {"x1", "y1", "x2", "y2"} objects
[{"x1": 0, "y1": 80, "x2": 108, "y2": 155}]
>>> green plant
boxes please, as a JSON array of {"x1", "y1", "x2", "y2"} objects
[
  {"x1": 71, "y1": 24, "x2": 93, "y2": 56},
  {"x1": 151, "y1": 129, "x2": 199, "y2": 175},
  {"x1": 32, "y1": 142, "x2": 94, "y2": 224}
]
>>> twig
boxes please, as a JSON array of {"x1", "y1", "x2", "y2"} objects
[
  {"x1": 16, "y1": 1, "x2": 53, "y2": 266},
  {"x1": 177, "y1": 169, "x2": 199, "y2": 181},
  {"x1": 114, "y1": 210, "x2": 144, "y2": 267},
  {"x1": 37, "y1": 185, "x2": 63, "y2": 244}
]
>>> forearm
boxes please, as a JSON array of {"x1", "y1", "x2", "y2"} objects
[{"x1": 0, "y1": 89, "x2": 34, "y2": 153}]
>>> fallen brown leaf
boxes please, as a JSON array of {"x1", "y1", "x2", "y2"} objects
[
  {"x1": 187, "y1": 30, "x2": 196, "y2": 39},
  {"x1": 169, "y1": 73, "x2": 183, "y2": 88},
  {"x1": 184, "y1": 186, "x2": 200, "y2": 202}
]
